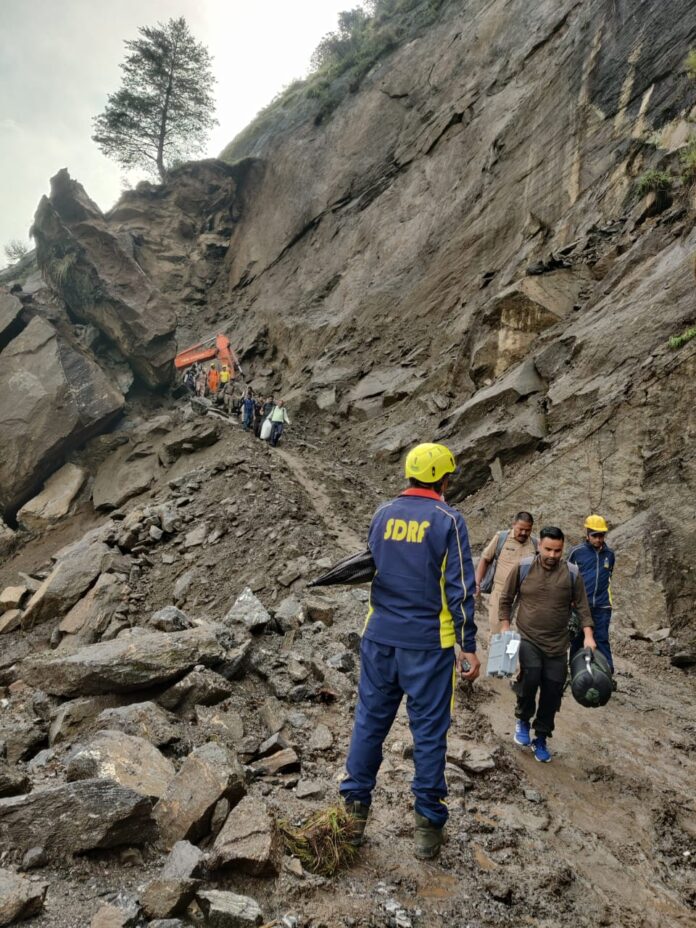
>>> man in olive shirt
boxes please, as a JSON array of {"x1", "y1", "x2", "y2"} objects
[
  {"x1": 499, "y1": 526, "x2": 596, "y2": 763},
  {"x1": 476, "y1": 512, "x2": 536, "y2": 638}
]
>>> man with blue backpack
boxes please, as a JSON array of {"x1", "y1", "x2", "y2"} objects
[
  {"x1": 498, "y1": 526, "x2": 596, "y2": 763},
  {"x1": 475, "y1": 512, "x2": 537, "y2": 638},
  {"x1": 568, "y1": 515, "x2": 616, "y2": 676}
]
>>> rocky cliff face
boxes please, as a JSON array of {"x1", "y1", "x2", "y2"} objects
[{"x1": 201, "y1": 0, "x2": 696, "y2": 648}]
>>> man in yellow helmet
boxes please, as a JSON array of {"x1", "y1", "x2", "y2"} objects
[
  {"x1": 340, "y1": 443, "x2": 479, "y2": 860},
  {"x1": 568, "y1": 515, "x2": 616, "y2": 675}
]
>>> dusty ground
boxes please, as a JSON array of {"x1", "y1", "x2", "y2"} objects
[{"x1": 2, "y1": 405, "x2": 695, "y2": 928}]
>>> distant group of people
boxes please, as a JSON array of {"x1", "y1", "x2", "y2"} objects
[{"x1": 182, "y1": 363, "x2": 291, "y2": 447}]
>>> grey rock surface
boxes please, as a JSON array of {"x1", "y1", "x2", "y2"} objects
[
  {"x1": 66, "y1": 730, "x2": 176, "y2": 799},
  {"x1": 0, "y1": 867, "x2": 47, "y2": 926},
  {"x1": 0, "y1": 779, "x2": 156, "y2": 859}
]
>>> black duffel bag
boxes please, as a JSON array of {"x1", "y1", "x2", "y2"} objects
[{"x1": 570, "y1": 647, "x2": 613, "y2": 708}]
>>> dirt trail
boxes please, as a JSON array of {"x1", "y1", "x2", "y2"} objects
[
  {"x1": 478, "y1": 646, "x2": 696, "y2": 926},
  {"x1": 274, "y1": 446, "x2": 366, "y2": 553}
]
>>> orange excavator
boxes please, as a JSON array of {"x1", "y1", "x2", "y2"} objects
[{"x1": 174, "y1": 333, "x2": 244, "y2": 378}]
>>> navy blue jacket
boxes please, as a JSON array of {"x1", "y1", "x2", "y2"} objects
[
  {"x1": 568, "y1": 540, "x2": 615, "y2": 610},
  {"x1": 363, "y1": 488, "x2": 477, "y2": 652}
]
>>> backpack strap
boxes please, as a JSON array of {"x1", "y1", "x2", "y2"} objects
[
  {"x1": 494, "y1": 530, "x2": 509, "y2": 560},
  {"x1": 567, "y1": 561, "x2": 579, "y2": 606},
  {"x1": 517, "y1": 554, "x2": 536, "y2": 590}
]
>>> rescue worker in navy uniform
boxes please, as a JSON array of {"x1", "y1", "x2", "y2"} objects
[
  {"x1": 568, "y1": 514, "x2": 616, "y2": 675},
  {"x1": 340, "y1": 443, "x2": 479, "y2": 860}
]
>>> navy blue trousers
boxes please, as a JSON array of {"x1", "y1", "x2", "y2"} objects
[
  {"x1": 340, "y1": 638, "x2": 455, "y2": 828},
  {"x1": 570, "y1": 607, "x2": 613, "y2": 672}
]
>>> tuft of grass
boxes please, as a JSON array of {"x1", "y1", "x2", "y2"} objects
[
  {"x1": 685, "y1": 49, "x2": 696, "y2": 80},
  {"x1": 680, "y1": 138, "x2": 696, "y2": 185},
  {"x1": 668, "y1": 326, "x2": 696, "y2": 350},
  {"x1": 279, "y1": 805, "x2": 360, "y2": 877},
  {"x1": 636, "y1": 169, "x2": 672, "y2": 196}
]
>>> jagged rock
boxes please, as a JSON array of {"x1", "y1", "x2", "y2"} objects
[
  {"x1": 16, "y1": 463, "x2": 86, "y2": 531},
  {"x1": 308, "y1": 724, "x2": 333, "y2": 752},
  {"x1": 210, "y1": 796, "x2": 279, "y2": 875},
  {"x1": 20, "y1": 847, "x2": 48, "y2": 870},
  {"x1": 90, "y1": 900, "x2": 140, "y2": 928},
  {"x1": 0, "y1": 521, "x2": 15, "y2": 559},
  {"x1": 0, "y1": 611, "x2": 21, "y2": 635},
  {"x1": 0, "y1": 779, "x2": 156, "y2": 859},
  {"x1": 0, "y1": 868, "x2": 47, "y2": 926},
  {"x1": 295, "y1": 779, "x2": 325, "y2": 800},
  {"x1": 347, "y1": 367, "x2": 424, "y2": 417},
  {"x1": 93, "y1": 443, "x2": 160, "y2": 510},
  {"x1": 273, "y1": 595, "x2": 305, "y2": 631},
  {"x1": 48, "y1": 694, "x2": 125, "y2": 745},
  {"x1": 148, "y1": 606, "x2": 194, "y2": 633},
  {"x1": 32, "y1": 169, "x2": 177, "y2": 388},
  {"x1": 158, "y1": 421, "x2": 221, "y2": 467},
  {"x1": 460, "y1": 746, "x2": 496, "y2": 774},
  {"x1": 0, "y1": 706, "x2": 48, "y2": 765},
  {"x1": 173, "y1": 570, "x2": 195, "y2": 604},
  {"x1": 250, "y1": 748, "x2": 300, "y2": 777},
  {"x1": 141, "y1": 878, "x2": 198, "y2": 920},
  {"x1": 21, "y1": 528, "x2": 114, "y2": 629},
  {"x1": 161, "y1": 840, "x2": 205, "y2": 879},
  {"x1": 154, "y1": 742, "x2": 246, "y2": 849},
  {"x1": 303, "y1": 596, "x2": 335, "y2": 626},
  {"x1": 158, "y1": 668, "x2": 234, "y2": 714},
  {"x1": 0, "y1": 587, "x2": 28, "y2": 612},
  {"x1": 66, "y1": 730, "x2": 175, "y2": 799},
  {"x1": 0, "y1": 288, "x2": 24, "y2": 346},
  {"x1": 22, "y1": 625, "x2": 226, "y2": 696},
  {"x1": 196, "y1": 890, "x2": 263, "y2": 928},
  {"x1": 0, "y1": 765, "x2": 30, "y2": 799},
  {"x1": 195, "y1": 704, "x2": 245, "y2": 744},
  {"x1": 326, "y1": 651, "x2": 354, "y2": 672},
  {"x1": 95, "y1": 702, "x2": 181, "y2": 748},
  {"x1": 261, "y1": 697, "x2": 287, "y2": 735},
  {"x1": 222, "y1": 588, "x2": 271, "y2": 632},
  {"x1": 58, "y1": 573, "x2": 128, "y2": 642},
  {"x1": 0, "y1": 315, "x2": 124, "y2": 518}
]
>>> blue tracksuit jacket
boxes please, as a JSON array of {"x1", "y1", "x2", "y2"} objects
[
  {"x1": 363, "y1": 488, "x2": 477, "y2": 652},
  {"x1": 568, "y1": 540, "x2": 615, "y2": 610}
]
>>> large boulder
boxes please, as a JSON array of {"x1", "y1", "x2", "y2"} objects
[
  {"x1": 57, "y1": 572, "x2": 128, "y2": 643},
  {"x1": 210, "y1": 796, "x2": 280, "y2": 876},
  {"x1": 92, "y1": 441, "x2": 161, "y2": 510},
  {"x1": 21, "y1": 527, "x2": 115, "y2": 629},
  {"x1": 32, "y1": 169, "x2": 177, "y2": 389},
  {"x1": 0, "y1": 779, "x2": 156, "y2": 860},
  {"x1": 21, "y1": 626, "x2": 227, "y2": 696},
  {"x1": 66, "y1": 730, "x2": 176, "y2": 799},
  {"x1": 154, "y1": 743, "x2": 246, "y2": 849},
  {"x1": 0, "y1": 315, "x2": 124, "y2": 517},
  {"x1": 16, "y1": 463, "x2": 86, "y2": 531}
]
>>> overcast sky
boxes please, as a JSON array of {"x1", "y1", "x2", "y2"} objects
[{"x1": 0, "y1": 0, "x2": 353, "y2": 252}]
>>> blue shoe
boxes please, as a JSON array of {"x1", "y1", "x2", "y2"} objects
[
  {"x1": 531, "y1": 737, "x2": 552, "y2": 763},
  {"x1": 514, "y1": 720, "x2": 531, "y2": 747}
]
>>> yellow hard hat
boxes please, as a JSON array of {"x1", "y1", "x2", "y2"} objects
[
  {"x1": 584, "y1": 514, "x2": 609, "y2": 532},
  {"x1": 404, "y1": 443, "x2": 456, "y2": 483}
]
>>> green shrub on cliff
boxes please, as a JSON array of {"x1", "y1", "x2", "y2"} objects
[
  {"x1": 668, "y1": 326, "x2": 696, "y2": 350},
  {"x1": 636, "y1": 170, "x2": 672, "y2": 196},
  {"x1": 685, "y1": 49, "x2": 696, "y2": 80},
  {"x1": 680, "y1": 138, "x2": 696, "y2": 184}
]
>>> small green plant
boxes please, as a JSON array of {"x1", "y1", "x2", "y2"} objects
[
  {"x1": 685, "y1": 49, "x2": 696, "y2": 80},
  {"x1": 280, "y1": 805, "x2": 360, "y2": 876},
  {"x1": 668, "y1": 326, "x2": 696, "y2": 349},
  {"x1": 680, "y1": 138, "x2": 696, "y2": 184},
  {"x1": 636, "y1": 170, "x2": 672, "y2": 196}
]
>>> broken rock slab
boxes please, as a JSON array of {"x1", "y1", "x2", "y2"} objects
[
  {"x1": 196, "y1": 890, "x2": 263, "y2": 928},
  {"x1": 0, "y1": 779, "x2": 156, "y2": 860},
  {"x1": 16, "y1": 463, "x2": 86, "y2": 531},
  {"x1": 210, "y1": 796, "x2": 279, "y2": 876},
  {"x1": 48, "y1": 694, "x2": 126, "y2": 746},
  {"x1": 21, "y1": 529, "x2": 114, "y2": 628},
  {"x1": 222, "y1": 588, "x2": 271, "y2": 632},
  {"x1": 89, "y1": 899, "x2": 140, "y2": 928},
  {"x1": 148, "y1": 606, "x2": 194, "y2": 633},
  {"x1": 66, "y1": 730, "x2": 175, "y2": 800},
  {"x1": 158, "y1": 668, "x2": 233, "y2": 714},
  {"x1": 0, "y1": 315, "x2": 124, "y2": 518},
  {"x1": 92, "y1": 443, "x2": 160, "y2": 510},
  {"x1": 141, "y1": 878, "x2": 198, "y2": 921},
  {"x1": 0, "y1": 765, "x2": 31, "y2": 799},
  {"x1": 0, "y1": 867, "x2": 47, "y2": 926},
  {"x1": 58, "y1": 572, "x2": 128, "y2": 643},
  {"x1": 0, "y1": 587, "x2": 28, "y2": 613},
  {"x1": 22, "y1": 625, "x2": 226, "y2": 696},
  {"x1": 0, "y1": 611, "x2": 21, "y2": 636},
  {"x1": 154, "y1": 742, "x2": 246, "y2": 849}
]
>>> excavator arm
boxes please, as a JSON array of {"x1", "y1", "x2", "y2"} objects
[{"x1": 174, "y1": 334, "x2": 243, "y2": 377}]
